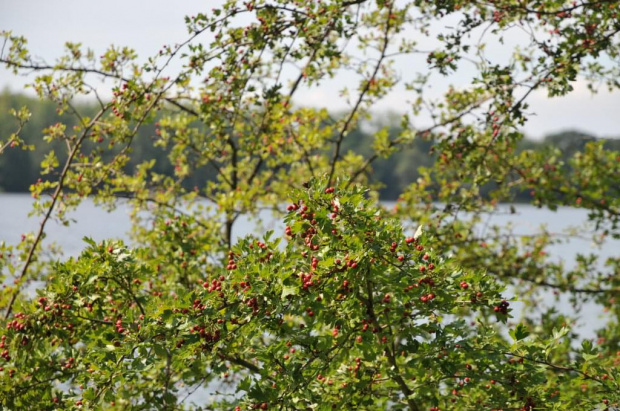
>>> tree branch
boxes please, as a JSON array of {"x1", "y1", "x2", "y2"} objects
[
  {"x1": 364, "y1": 270, "x2": 421, "y2": 411},
  {"x1": 4, "y1": 106, "x2": 108, "y2": 319}
]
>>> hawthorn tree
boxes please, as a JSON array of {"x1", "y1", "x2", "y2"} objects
[{"x1": 0, "y1": 0, "x2": 619, "y2": 409}]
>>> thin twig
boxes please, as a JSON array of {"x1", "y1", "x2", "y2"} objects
[{"x1": 4, "y1": 107, "x2": 108, "y2": 319}]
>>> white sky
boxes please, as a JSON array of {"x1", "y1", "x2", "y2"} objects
[{"x1": 1, "y1": 0, "x2": 619, "y2": 139}]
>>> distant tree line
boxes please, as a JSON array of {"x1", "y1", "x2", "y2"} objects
[{"x1": 1, "y1": 89, "x2": 618, "y2": 201}]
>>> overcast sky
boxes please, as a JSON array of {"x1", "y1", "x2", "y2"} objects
[{"x1": 1, "y1": 0, "x2": 619, "y2": 139}]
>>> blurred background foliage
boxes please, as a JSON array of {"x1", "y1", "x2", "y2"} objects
[{"x1": 3, "y1": 89, "x2": 618, "y2": 200}]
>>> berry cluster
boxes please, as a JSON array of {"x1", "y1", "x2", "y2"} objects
[
  {"x1": 115, "y1": 317, "x2": 125, "y2": 334},
  {"x1": 285, "y1": 202, "x2": 300, "y2": 212},
  {"x1": 235, "y1": 280, "x2": 252, "y2": 293},
  {"x1": 300, "y1": 272, "x2": 318, "y2": 290},
  {"x1": 420, "y1": 293, "x2": 436, "y2": 303},
  {"x1": 190, "y1": 325, "x2": 221, "y2": 343},
  {"x1": 203, "y1": 277, "x2": 224, "y2": 293},
  {"x1": 226, "y1": 250, "x2": 237, "y2": 270},
  {"x1": 192, "y1": 298, "x2": 205, "y2": 311},
  {"x1": 494, "y1": 300, "x2": 510, "y2": 314},
  {"x1": 349, "y1": 357, "x2": 362, "y2": 377},
  {"x1": 360, "y1": 319, "x2": 380, "y2": 334},
  {"x1": 250, "y1": 240, "x2": 273, "y2": 262},
  {"x1": 301, "y1": 226, "x2": 319, "y2": 251},
  {"x1": 245, "y1": 297, "x2": 259, "y2": 315},
  {"x1": 390, "y1": 241, "x2": 398, "y2": 253}
]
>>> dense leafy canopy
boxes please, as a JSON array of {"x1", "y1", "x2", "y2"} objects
[{"x1": 0, "y1": 0, "x2": 619, "y2": 409}]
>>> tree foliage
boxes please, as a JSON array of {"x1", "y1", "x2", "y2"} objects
[
  {"x1": 3, "y1": 90, "x2": 620, "y2": 200},
  {"x1": 0, "y1": 0, "x2": 619, "y2": 409}
]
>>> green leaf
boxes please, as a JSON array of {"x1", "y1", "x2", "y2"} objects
[
  {"x1": 582, "y1": 353, "x2": 599, "y2": 362},
  {"x1": 153, "y1": 344, "x2": 168, "y2": 358},
  {"x1": 581, "y1": 339, "x2": 593, "y2": 353},
  {"x1": 509, "y1": 324, "x2": 530, "y2": 342},
  {"x1": 281, "y1": 285, "x2": 298, "y2": 299},
  {"x1": 552, "y1": 327, "x2": 569, "y2": 341}
]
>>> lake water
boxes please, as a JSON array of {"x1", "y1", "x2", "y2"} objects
[
  {"x1": 0, "y1": 193, "x2": 617, "y2": 404},
  {"x1": 2, "y1": 194, "x2": 614, "y2": 258},
  {"x1": 0, "y1": 194, "x2": 291, "y2": 256}
]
